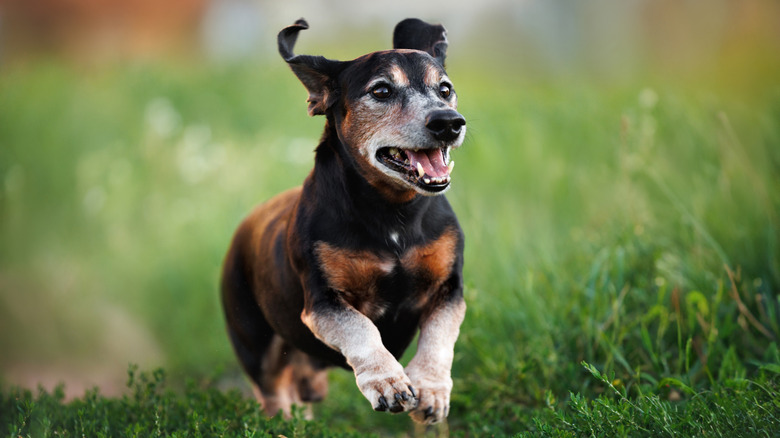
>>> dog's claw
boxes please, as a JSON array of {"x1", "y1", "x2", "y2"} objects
[
  {"x1": 375, "y1": 396, "x2": 389, "y2": 411},
  {"x1": 424, "y1": 406, "x2": 435, "y2": 419},
  {"x1": 408, "y1": 385, "x2": 418, "y2": 399},
  {"x1": 385, "y1": 393, "x2": 409, "y2": 412}
]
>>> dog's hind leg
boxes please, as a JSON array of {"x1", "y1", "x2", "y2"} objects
[
  {"x1": 221, "y1": 243, "x2": 279, "y2": 412},
  {"x1": 291, "y1": 353, "x2": 329, "y2": 404},
  {"x1": 290, "y1": 350, "x2": 330, "y2": 418},
  {"x1": 222, "y1": 241, "x2": 329, "y2": 418},
  {"x1": 258, "y1": 337, "x2": 330, "y2": 419}
]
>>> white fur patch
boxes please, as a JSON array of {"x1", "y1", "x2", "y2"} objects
[
  {"x1": 301, "y1": 305, "x2": 417, "y2": 412},
  {"x1": 404, "y1": 298, "x2": 466, "y2": 424}
]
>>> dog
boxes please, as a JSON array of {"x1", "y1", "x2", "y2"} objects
[{"x1": 221, "y1": 17, "x2": 466, "y2": 425}]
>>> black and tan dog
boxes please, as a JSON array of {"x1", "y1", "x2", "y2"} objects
[{"x1": 221, "y1": 17, "x2": 466, "y2": 425}]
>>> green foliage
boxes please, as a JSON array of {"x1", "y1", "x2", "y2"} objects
[
  {"x1": 3, "y1": 364, "x2": 777, "y2": 437},
  {"x1": 1, "y1": 366, "x2": 367, "y2": 438},
  {"x1": 524, "y1": 362, "x2": 780, "y2": 438},
  {"x1": 1, "y1": 56, "x2": 779, "y2": 436}
]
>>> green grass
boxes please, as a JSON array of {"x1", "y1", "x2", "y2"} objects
[
  {"x1": 2, "y1": 366, "x2": 364, "y2": 438},
  {"x1": 1, "y1": 54, "x2": 779, "y2": 436},
  {"x1": 3, "y1": 364, "x2": 778, "y2": 437}
]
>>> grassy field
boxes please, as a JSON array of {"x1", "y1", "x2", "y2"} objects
[{"x1": 1, "y1": 52, "x2": 779, "y2": 436}]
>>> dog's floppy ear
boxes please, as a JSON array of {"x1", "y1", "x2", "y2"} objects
[
  {"x1": 278, "y1": 19, "x2": 345, "y2": 116},
  {"x1": 392, "y1": 18, "x2": 448, "y2": 66}
]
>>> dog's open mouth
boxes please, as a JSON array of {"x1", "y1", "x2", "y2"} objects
[{"x1": 376, "y1": 146, "x2": 454, "y2": 193}]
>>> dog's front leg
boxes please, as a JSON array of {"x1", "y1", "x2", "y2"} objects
[
  {"x1": 405, "y1": 297, "x2": 466, "y2": 424},
  {"x1": 301, "y1": 303, "x2": 419, "y2": 413}
]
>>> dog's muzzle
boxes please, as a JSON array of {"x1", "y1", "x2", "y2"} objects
[{"x1": 376, "y1": 110, "x2": 464, "y2": 194}]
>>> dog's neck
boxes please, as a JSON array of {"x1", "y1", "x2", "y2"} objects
[{"x1": 309, "y1": 120, "x2": 434, "y2": 235}]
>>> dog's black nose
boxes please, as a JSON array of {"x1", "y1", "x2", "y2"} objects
[{"x1": 426, "y1": 110, "x2": 466, "y2": 142}]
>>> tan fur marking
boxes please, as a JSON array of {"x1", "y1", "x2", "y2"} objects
[
  {"x1": 389, "y1": 64, "x2": 410, "y2": 87},
  {"x1": 314, "y1": 242, "x2": 394, "y2": 317},
  {"x1": 401, "y1": 226, "x2": 458, "y2": 290},
  {"x1": 424, "y1": 64, "x2": 441, "y2": 88},
  {"x1": 315, "y1": 242, "x2": 393, "y2": 291}
]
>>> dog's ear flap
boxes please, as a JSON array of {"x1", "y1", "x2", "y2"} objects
[
  {"x1": 278, "y1": 19, "x2": 345, "y2": 116},
  {"x1": 392, "y1": 18, "x2": 448, "y2": 66}
]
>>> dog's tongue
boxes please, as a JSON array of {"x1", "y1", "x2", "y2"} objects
[{"x1": 406, "y1": 148, "x2": 449, "y2": 178}]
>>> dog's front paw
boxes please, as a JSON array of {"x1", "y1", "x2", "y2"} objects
[
  {"x1": 355, "y1": 361, "x2": 418, "y2": 413},
  {"x1": 405, "y1": 366, "x2": 452, "y2": 424}
]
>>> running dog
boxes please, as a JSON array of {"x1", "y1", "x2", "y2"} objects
[{"x1": 221, "y1": 17, "x2": 467, "y2": 425}]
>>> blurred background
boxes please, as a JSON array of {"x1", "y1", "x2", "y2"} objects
[
  {"x1": 1, "y1": 0, "x2": 779, "y2": 427},
  {"x1": 2, "y1": 0, "x2": 779, "y2": 82}
]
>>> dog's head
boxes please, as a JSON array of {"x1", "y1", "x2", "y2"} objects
[{"x1": 278, "y1": 18, "x2": 466, "y2": 198}]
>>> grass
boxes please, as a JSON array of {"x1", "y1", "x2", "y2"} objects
[
  {"x1": 3, "y1": 366, "x2": 364, "y2": 438},
  {"x1": 0, "y1": 51, "x2": 779, "y2": 436},
  {"x1": 3, "y1": 364, "x2": 778, "y2": 437}
]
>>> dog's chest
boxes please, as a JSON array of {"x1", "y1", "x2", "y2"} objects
[{"x1": 313, "y1": 227, "x2": 458, "y2": 318}]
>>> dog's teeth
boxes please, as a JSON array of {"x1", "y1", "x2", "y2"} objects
[
  {"x1": 389, "y1": 147, "x2": 400, "y2": 158},
  {"x1": 416, "y1": 163, "x2": 425, "y2": 178},
  {"x1": 447, "y1": 160, "x2": 455, "y2": 174},
  {"x1": 423, "y1": 177, "x2": 431, "y2": 184}
]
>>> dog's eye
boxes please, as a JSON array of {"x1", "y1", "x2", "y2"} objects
[
  {"x1": 439, "y1": 83, "x2": 452, "y2": 99},
  {"x1": 371, "y1": 84, "x2": 392, "y2": 100}
]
